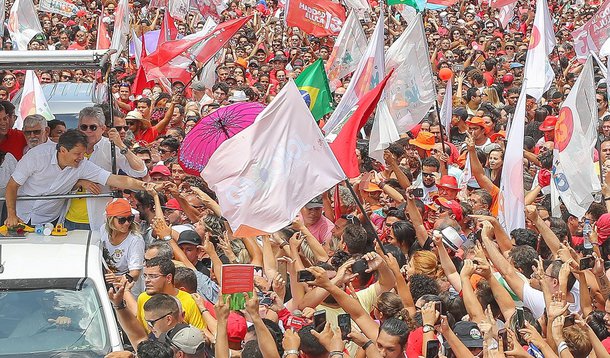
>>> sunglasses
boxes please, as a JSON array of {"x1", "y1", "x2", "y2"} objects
[
  {"x1": 80, "y1": 124, "x2": 98, "y2": 131},
  {"x1": 114, "y1": 125, "x2": 129, "y2": 131},
  {"x1": 116, "y1": 215, "x2": 135, "y2": 224},
  {"x1": 146, "y1": 312, "x2": 172, "y2": 327},
  {"x1": 24, "y1": 129, "x2": 42, "y2": 136},
  {"x1": 3, "y1": 77, "x2": 14, "y2": 82},
  {"x1": 422, "y1": 172, "x2": 436, "y2": 177}
]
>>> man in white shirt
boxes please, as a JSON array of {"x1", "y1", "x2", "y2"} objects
[
  {"x1": 22, "y1": 114, "x2": 49, "y2": 154},
  {"x1": 64, "y1": 107, "x2": 147, "y2": 231},
  {"x1": 5, "y1": 129, "x2": 150, "y2": 227}
]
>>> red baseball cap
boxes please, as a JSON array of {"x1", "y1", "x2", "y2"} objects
[
  {"x1": 539, "y1": 116, "x2": 558, "y2": 132},
  {"x1": 438, "y1": 175, "x2": 460, "y2": 191},
  {"x1": 435, "y1": 197, "x2": 463, "y2": 221}
]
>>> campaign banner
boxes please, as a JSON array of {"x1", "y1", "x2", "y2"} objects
[
  {"x1": 39, "y1": 0, "x2": 79, "y2": 17},
  {"x1": 572, "y1": 0, "x2": 610, "y2": 58},
  {"x1": 286, "y1": 0, "x2": 346, "y2": 37}
]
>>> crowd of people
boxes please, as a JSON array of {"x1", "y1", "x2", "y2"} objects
[{"x1": 2, "y1": 0, "x2": 610, "y2": 357}]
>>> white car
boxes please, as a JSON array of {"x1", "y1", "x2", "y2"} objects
[{"x1": 0, "y1": 230, "x2": 123, "y2": 357}]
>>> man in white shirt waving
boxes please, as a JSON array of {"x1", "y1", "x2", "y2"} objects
[{"x1": 5, "y1": 129, "x2": 151, "y2": 227}]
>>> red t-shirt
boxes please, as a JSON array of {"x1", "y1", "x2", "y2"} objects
[
  {"x1": 0, "y1": 129, "x2": 27, "y2": 160},
  {"x1": 135, "y1": 126, "x2": 159, "y2": 146}
]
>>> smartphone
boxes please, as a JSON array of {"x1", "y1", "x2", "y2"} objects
[
  {"x1": 516, "y1": 307, "x2": 525, "y2": 330},
  {"x1": 499, "y1": 328, "x2": 508, "y2": 351},
  {"x1": 564, "y1": 315, "x2": 575, "y2": 327},
  {"x1": 297, "y1": 270, "x2": 315, "y2": 282},
  {"x1": 125, "y1": 273, "x2": 134, "y2": 283},
  {"x1": 410, "y1": 188, "x2": 424, "y2": 197},
  {"x1": 434, "y1": 301, "x2": 442, "y2": 324},
  {"x1": 425, "y1": 340, "x2": 440, "y2": 358},
  {"x1": 313, "y1": 310, "x2": 327, "y2": 333},
  {"x1": 278, "y1": 260, "x2": 288, "y2": 282},
  {"x1": 351, "y1": 259, "x2": 369, "y2": 274},
  {"x1": 338, "y1": 313, "x2": 351, "y2": 340},
  {"x1": 259, "y1": 294, "x2": 274, "y2": 306},
  {"x1": 452, "y1": 63, "x2": 464, "y2": 72},
  {"x1": 580, "y1": 256, "x2": 595, "y2": 270}
]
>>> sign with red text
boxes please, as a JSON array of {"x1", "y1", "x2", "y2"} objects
[{"x1": 286, "y1": 0, "x2": 346, "y2": 37}]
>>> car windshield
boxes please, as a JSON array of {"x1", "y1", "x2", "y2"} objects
[{"x1": 0, "y1": 278, "x2": 109, "y2": 357}]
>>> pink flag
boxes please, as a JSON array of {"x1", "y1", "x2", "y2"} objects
[
  {"x1": 572, "y1": 0, "x2": 610, "y2": 59},
  {"x1": 201, "y1": 80, "x2": 345, "y2": 237},
  {"x1": 498, "y1": 87, "x2": 526, "y2": 232}
]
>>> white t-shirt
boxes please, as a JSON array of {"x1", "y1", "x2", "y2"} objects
[
  {"x1": 522, "y1": 280, "x2": 581, "y2": 319},
  {"x1": 100, "y1": 225, "x2": 145, "y2": 275},
  {"x1": 11, "y1": 141, "x2": 112, "y2": 224}
]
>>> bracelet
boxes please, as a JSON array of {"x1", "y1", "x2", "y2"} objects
[
  {"x1": 113, "y1": 300, "x2": 126, "y2": 310},
  {"x1": 558, "y1": 341, "x2": 568, "y2": 353},
  {"x1": 605, "y1": 197, "x2": 610, "y2": 201},
  {"x1": 362, "y1": 340, "x2": 374, "y2": 350},
  {"x1": 329, "y1": 351, "x2": 344, "y2": 357},
  {"x1": 283, "y1": 350, "x2": 299, "y2": 358},
  {"x1": 200, "y1": 308, "x2": 208, "y2": 314}
]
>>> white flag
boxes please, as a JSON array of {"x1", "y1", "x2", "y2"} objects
[
  {"x1": 325, "y1": 11, "x2": 368, "y2": 91},
  {"x1": 15, "y1": 70, "x2": 54, "y2": 129},
  {"x1": 110, "y1": 0, "x2": 131, "y2": 65},
  {"x1": 440, "y1": 79, "x2": 453, "y2": 140},
  {"x1": 458, "y1": 153, "x2": 473, "y2": 189},
  {"x1": 524, "y1": 0, "x2": 556, "y2": 101},
  {"x1": 552, "y1": 56, "x2": 600, "y2": 218},
  {"x1": 201, "y1": 80, "x2": 346, "y2": 236},
  {"x1": 323, "y1": 10, "x2": 385, "y2": 134},
  {"x1": 498, "y1": 86, "x2": 526, "y2": 232},
  {"x1": 7, "y1": 0, "x2": 43, "y2": 50},
  {"x1": 169, "y1": 0, "x2": 190, "y2": 21}
]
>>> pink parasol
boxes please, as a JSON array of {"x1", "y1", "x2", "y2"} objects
[{"x1": 178, "y1": 102, "x2": 265, "y2": 175}]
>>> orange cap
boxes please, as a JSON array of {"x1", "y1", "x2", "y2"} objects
[{"x1": 105, "y1": 198, "x2": 132, "y2": 217}]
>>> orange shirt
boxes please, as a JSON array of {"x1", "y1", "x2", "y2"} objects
[{"x1": 490, "y1": 184, "x2": 500, "y2": 216}]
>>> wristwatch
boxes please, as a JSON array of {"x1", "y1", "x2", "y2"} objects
[
  {"x1": 423, "y1": 324, "x2": 435, "y2": 333},
  {"x1": 161, "y1": 235, "x2": 172, "y2": 242},
  {"x1": 119, "y1": 147, "x2": 128, "y2": 155}
]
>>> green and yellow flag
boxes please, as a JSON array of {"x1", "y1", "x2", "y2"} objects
[{"x1": 294, "y1": 59, "x2": 333, "y2": 121}]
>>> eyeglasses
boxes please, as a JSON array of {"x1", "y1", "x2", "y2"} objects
[
  {"x1": 61, "y1": 74, "x2": 72, "y2": 79},
  {"x1": 422, "y1": 172, "x2": 436, "y2": 177},
  {"x1": 24, "y1": 129, "x2": 42, "y2": 136},
  {"x1": 126, "y1": 120, "x2": 134, "y2": 126},
  {"x1": 158, "y1": 148, "x2": 172, "y2": 154},
  {"x1": 114, "y1": 125, "x2": 129, "y2": 131},
  {"x1": 146, "y1": 312, "x2": 172, "y2": 328},
  {"x1": 79, "y1": 124, "x2": 98, "y2": 131},
  {"x1": 116, "y1": 215, "x2": 135, "y2": 224},
  {"x1": 143, "y1": 273, "x2": 165, "y2": 280},
  {"x1": 3, "y1": 77, "x2": 14, "y2": 82}
]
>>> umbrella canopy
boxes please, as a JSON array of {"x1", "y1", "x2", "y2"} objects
[{"x1": 179, "y1": 102, "x2": 265, "y2": 175}]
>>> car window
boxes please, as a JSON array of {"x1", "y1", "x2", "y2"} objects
[{"x1": 0, "y1": 278, "x2": 110, "y2": 356}]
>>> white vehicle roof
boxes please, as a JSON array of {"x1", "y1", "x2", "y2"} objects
[
  {"x1": 0, "y1": 50, "x2": 114, "y2": 70},
  {"x1": 0, "y1": 230, "x2": 100, "y2": 279}
]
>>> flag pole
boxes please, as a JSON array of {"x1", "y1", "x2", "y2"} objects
[
  {"x1": 343, "y1": 179, "x2": 388, "y2": 255},
  {"x1": 419, "y1": 12, "x2": 449, "y2": 170}
]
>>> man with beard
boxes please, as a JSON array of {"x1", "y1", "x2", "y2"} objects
[{"x1": 22, "y1": 114, "x2": 49, "y2": 154}]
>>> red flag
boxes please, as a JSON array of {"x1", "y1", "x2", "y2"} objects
[
  {"x1": 157, "y1": 10, "x2": 178, "y2": 46},
  {"x1": 133, "y1": 33, "x2": 154, "y2": 96},
  {"x1": 490, "y1": 0, "x2": 517, "y2": 8},
  {"x1": 96, "y1": 6, "x2": 111, "y2": 49},
  {"x1": 286, "y1": 0, "x2": 346, "y2": 37},
  {"x1": 329, "y1": 71, "x2": 392, "y2": 178},
  {"x1": 142, "y1": 16, "x2": 251, "y2": 82}
]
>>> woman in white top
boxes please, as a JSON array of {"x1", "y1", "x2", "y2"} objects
[{"x1": 101, "y1": 198, "x2": 145, "y2": 285}]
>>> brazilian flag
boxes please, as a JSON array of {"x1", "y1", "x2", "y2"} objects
[
  {"x1": 294, "y1": 59, "x2": 333, "y2": 121},
  {"x1": 388, "y1": 0, "x2": 426, "y2": 12}
]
